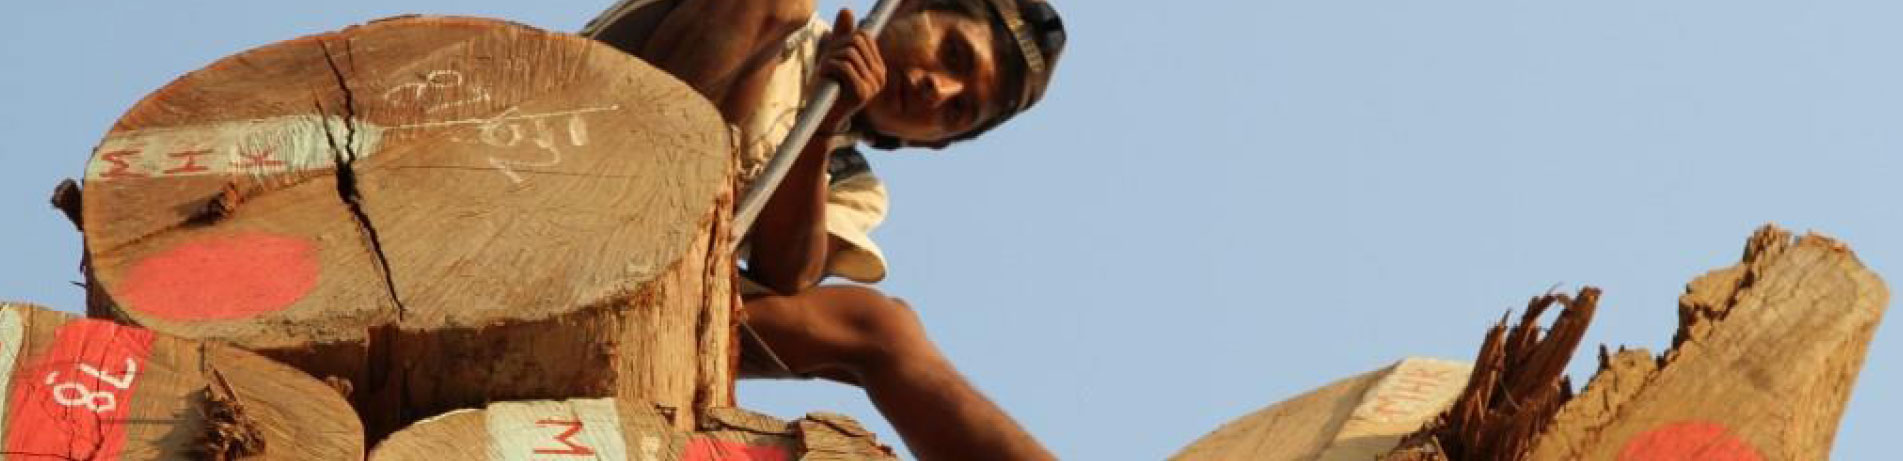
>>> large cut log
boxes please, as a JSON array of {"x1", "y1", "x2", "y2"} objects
[
  {"x1": 369, "y1": 398, "x2": 895, "y2": 460},
  {"x1": 74, "y1": 15, "x2": 737, "y2": 438},
  {"x1": 0, "y1": 302, "x2": 360, "y2": 460},
  {"x1": 1172, "y1": 358, "x2": 1472, "y2": 461},
  {"x1": 1386, "y1": 225, "x2": 1889, "y2": 460}
]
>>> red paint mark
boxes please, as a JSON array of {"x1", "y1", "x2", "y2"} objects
[
  {"x1": 118, "y1": 232, "x2": 320, "y2": 321},
  {"x1": 161, "y1": 149, "x2": 214, "y2": 174},
  {"x1": 100, "y1": 150, "x2": 147, "y2": 179},
  {"x1": 5, "y1": 319, "x2": 156, "y2": 460},
  {"x1": 532, "y1": 419, "x2": 596, "y2": 456},
  {"x1": 235, "y1": 146, "x2": 284, "y2": 168},
  {"x1": 1620, "y1": 421, "x2": 1763, "y2": 461},
  {"x1": 684, "y1": 438, "x2": 790, "y2": 461}
]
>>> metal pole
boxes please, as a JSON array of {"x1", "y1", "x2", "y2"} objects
[{"x1": 730, "y1": 0, "x2": 905, "y2": 242}]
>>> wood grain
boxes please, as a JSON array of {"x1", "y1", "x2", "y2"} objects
[
  {"x1": 1383, "y1": 225, "x2": 1888, "y2": 460},
  {"x1": 76, "y1": 15, "x2": 738, "y2": 439},
  {"x1": 1524, "y1": 227, "x2": 1888, "y2": 460},
  {"x1": 1174, "y1": 358, "x2": 1472, "y2": 461}
]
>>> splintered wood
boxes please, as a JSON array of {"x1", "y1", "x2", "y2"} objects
[
  {"x1": 1386, "y1": 226, "x2": 1889, "y2": 460},
  {"x1": 369, "y1": 398, "x2": 895, "y2": 460},
  {"x1": 1386, "y1": 289, "x2": 1598, "y2": 461},
  {"x1": 0, "y1": 302, "x2": 361, "y2": 460},
  {"x1": 73, "y1": 16, "x2": 738, "y2": 439}
]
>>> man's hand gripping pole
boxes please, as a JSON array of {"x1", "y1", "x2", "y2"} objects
[{"x1": 730, "y1": 0, "x2": 905, "y2": 242}]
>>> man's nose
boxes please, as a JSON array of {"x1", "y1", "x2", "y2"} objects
[{"x1": 911, "y1": 68, "x2": 964, "y2": 108}]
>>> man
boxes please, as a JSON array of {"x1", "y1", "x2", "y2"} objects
[{"x1": 583, "y1": 1, "x2": 1064, "y2": 459}]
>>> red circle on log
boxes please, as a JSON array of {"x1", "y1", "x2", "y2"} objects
[
  {"x1": 118, "y1": 232, "x2": 319, "y2": 321},
  {"x1": 1619, "y1": 421, "x2": 1763, "y2": 461}
]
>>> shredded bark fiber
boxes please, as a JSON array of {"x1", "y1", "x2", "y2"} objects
[
  {"x1": 198, "y1": 368, "x2": 266, "y2": 460},
  {"x1": 1385, "y1": 288, "x2": 1599, "y2": 461}
]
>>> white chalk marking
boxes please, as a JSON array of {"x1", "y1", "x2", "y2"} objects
[
  {"x1": 388, "y1": 105, "x2": 620, "y2": 131},
  {"x1": 381, "y1": 68, "x2": 618, "y2": 184},
  {"x1": 382, "y1": 69, "x2": 494, "y2": 113},
  {"x1": 87, "y1": 115, "x2": 385, "y2": 180},
  {"x1": 0, "y1": 307, "x2": 24, "y2": 433},
  {"x1": 486, "y1": 398, "x2": 629, "y2": 460}
]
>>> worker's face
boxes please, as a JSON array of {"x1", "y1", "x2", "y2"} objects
[{"x1": 866, "y1": 9, "x2": 1005, "y2": 143}]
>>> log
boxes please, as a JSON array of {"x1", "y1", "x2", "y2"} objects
[
  {"x1": 1172, "y1": 358, "x2": 1472, "y2": 461},
  {"x1": 1386, "y1": 225, "x2": 1889, "y2": 460},
  {"x1": 75, "y1": 15, "x2": 738, "y2": 438},
  {"x1": 369, "y1": 398, "x2": 895, "y2": 460},
  {"x1": 0, "y1": 302, "x2": 360, "y2": 460}
]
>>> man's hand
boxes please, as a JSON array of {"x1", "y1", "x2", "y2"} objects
[{"x1": 819, "y1": 8, "x2": 887, "y2": 131}]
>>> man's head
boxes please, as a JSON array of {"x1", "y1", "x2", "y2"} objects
[{"x1": 859, "y1": 0, "x2": 1065, "y2": 149}]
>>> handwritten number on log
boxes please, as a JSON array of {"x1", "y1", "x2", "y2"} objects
[{"x1": 42, "y1": 358, "x2": 140, "y2": 413}]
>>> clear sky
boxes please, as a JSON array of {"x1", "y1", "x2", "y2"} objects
[{"x1": 3, "y1": 1, "x2": 1897, "y2": 459}]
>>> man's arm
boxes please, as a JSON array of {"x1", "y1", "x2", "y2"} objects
[{"x1": 747, "y1": 10, "x2": 884, "y2": 293}]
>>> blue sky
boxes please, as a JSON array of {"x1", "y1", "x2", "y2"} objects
[{"x1": 3, "y1": 1, "x2": 1897, "y2": 459}]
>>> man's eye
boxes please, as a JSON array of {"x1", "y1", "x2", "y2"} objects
[{"x1": 943, "y1": 41, "x2": 969, "y2": 72}]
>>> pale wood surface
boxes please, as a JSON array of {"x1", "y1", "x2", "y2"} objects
[
  {"x1": 370, "y1": 398, "x2": 895, "y2": 460},
  {"x1": 1174, "y1": 357, "x2": 1473, "y2": 461},
  {"x1": 76, "y1": 15, "x2": 737, "y2": 439},
  {"x1": 0, "y1": 302, "x2": 360, "y2": 460}
]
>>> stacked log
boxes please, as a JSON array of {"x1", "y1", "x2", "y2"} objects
[
  {"x1": 370, "y1": 398, "x2": 894, "y2": 460},
  {"x1": 1171, "y1": 357, "x2": 1472, "y2": 461},
  {"x1": 73, "y1": 16, "x2": 738, "y2": 439},
  {"x1": 0, "y1": 302, "x2": 360, "y2": 460}
]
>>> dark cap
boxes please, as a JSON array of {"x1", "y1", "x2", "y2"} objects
[{"x1": 985, "y1": 0, "x2": 1065, "y2": 115}]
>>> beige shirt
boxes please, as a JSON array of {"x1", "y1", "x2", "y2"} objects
[{"x1": 584, "y1": 5, "x2": 892, "y2": 285}]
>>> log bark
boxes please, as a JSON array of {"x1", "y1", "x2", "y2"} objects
[
  {"x1": 75, "y1": 15, "x2": 738, "y2": 439},
  {"x1": 369, "y1": 398, "x2": 895, "y2": 460},
  {"x1": 1173, "y1": 358, "x2": 1472, "y2": 461},
  {"x1": 0, "y1": 302, "x2": 360, "y2": 460},
  {"x1": 1385, "y1": 225, "x2": 1889, "y2": 460}
]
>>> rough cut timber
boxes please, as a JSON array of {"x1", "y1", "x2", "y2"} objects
[
  {"x1": 74, "y1": 15, "x2": 737, "y2": 438},
  {"x1": 369, "y1": 398, "x2": 895, "y2": 460},
  {"x1": 0, "y1": 302, "x2": 361, "y2": 460},
  {"x1": 1172, "y1": 358, "x2": 1471, "y2": 461},
  {"x1": 1386, "y1": 225, "x2": 1889, "y2": 460}
]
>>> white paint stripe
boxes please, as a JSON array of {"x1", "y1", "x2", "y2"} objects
[
  {"x1": 486, "y1": 399, "x2": 629, "y2": 461},
  {"x1": 0, "y1": 307, "x2": 25, "y2": 434},
  {"x1": 87, "y1": 115, "x2": 385, "y2": 180}
]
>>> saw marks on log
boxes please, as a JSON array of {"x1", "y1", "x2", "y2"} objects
[
  {"x1": 77, "y1": 15, "x2": 736, "y2": 438},
  {"x1": 0, "y1": 302, "x2": 360, "y2": 460},
  {"x1": 1385, "y1": 225, "x2": 1888, "y2": 460},
  {"x1": 369, "y1": 398, "x2": 895, "y2": 461}
]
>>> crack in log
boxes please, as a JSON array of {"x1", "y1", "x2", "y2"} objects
[
  {"x1": 316, "y1": 38, "x2": 418, "y2": 444},
  {"x1": 317, "y1": 38, "x2": 408, "y2": 320}
]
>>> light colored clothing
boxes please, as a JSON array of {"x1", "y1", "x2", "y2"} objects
[{"x1": 582, "y1": 6, "x2": 892, "y2": 286}]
